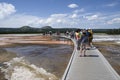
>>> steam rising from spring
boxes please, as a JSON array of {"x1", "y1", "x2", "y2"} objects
[{"x1": 1, "y1": 57, "x2": 58, "y2": 80}]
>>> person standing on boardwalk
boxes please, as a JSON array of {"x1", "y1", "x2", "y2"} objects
[
  {"x1": 66, "y1": 30, "x2": 69, "y2": 37},
  {"x1": 70, "y1": 31, "x2": 75, "y2": 39},
  {"x1": 75, "y1": 29, "x2": 81, "y2": 50},
  {"x1": 86, "y1": 29, "x2": 91, "y2": 47},
  {"x1": 88, "y1": 29, "x2": 94, "y2": 48},
  {"x1": 80, "y1": 31, "x2": 89, "y2": 57}
]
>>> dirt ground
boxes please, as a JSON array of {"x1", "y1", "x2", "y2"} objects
[{"x1": 0, "y1": 35, "x2": 73, "y2": 47}]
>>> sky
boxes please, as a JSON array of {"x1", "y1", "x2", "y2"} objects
[{"x1": 0, "y1": 0, "x2": 120, "y2": 29}]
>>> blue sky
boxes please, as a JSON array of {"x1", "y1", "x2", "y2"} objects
[{"x1": 0, "y1": 0, "x2": 120, "y2": 29}]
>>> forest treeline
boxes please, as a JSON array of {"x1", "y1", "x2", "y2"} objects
[{"x1": 0, "y1": 26, "x2": 120, "y2": 34}]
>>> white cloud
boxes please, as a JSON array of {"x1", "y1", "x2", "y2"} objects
[
  {"x1": 0, "y1": 2, "x2": 16, "y2": 19},
  {"x1": 1, "y1": 12, "x2": 120, "y2": 29},
  {"x1": 45, "y1": 18, "x2": 54, "y2": 24},
  {"x1": 84, "y1": 14, "x2": 98, "y2": 20},
  {"x1": 85, "y1": 15, "x2": 99, "y2": 20},
  {"x1": 0, "y1": 14, "x2": 41, "y2": 28},
  {"x1": 74, "y1": 8, "x2": 85, "y2": 13},
  {"x1": 0, "y1": 13, "x2": 69, "y2": 28},
  {"x1": 50, "y1": 14, "x2": 67, "y2": 18},
  {"x1": 107, "y1": 18, "x2": 120, "y2": 24},
  {"x1": 105, "y1": 3, "x2": 118, "y2": 7},
  {"x1": 68, "y1": 4, "x2": 78, "y2": 8},
  {"x1": 0, "y1": 3, "x2": 120, "y2": 29},
  {"x1": 56, "y1": 19, "x2": 62, "y2": 23},
  {"x1": 27, "y1": 13, "x2": 81, "y2": 28},
  {"x1": 70, "y1": 14, "x2": 78, "y2": 18},
  {"x1": 38, "y1": 14, "x2": 68, "y2": 25}
]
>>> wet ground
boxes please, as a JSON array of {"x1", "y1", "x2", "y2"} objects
[
  {"x1": 4, "y1": 44, "x2": 73, "y2": 78},
  {"x1": 0, "y1": 34, "x2": 73, "y2": 80},
  {"x1": 94, "y1": 41, "x2": 120, "y2": 75}
]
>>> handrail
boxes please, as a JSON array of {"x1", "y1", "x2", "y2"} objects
[
  {"x1": 97, "y1": 50, "x2": 120, "y2": 80},
  {"x1": 61, "y1": 36, "x2": 77, "y2": 80}
]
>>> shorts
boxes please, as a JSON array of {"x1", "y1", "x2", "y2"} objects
[{"x1": 81, "y1": 43, "x2": 87, "y2": 50}]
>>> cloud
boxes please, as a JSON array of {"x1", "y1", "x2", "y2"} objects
[
  {"x1": 70, "y1": 14, "x2": 78, "y2": 18},
  {"x1": 73, "y1": 8, "x2": 85, "y2": 13},
  {"x1": 104, "y1": 2, "x2": 118, "y2": 7},
  {"x1": 0, "y1": 14, "x2": 42, "y2": 28},
  {"x1": 0, "y1": 2, "x2": 16, "y2": 19},
  {"x1": 50, "y1": 14, "x2": 67, "y2": 18},
  {"x1": 68, "y1": 4, "x2": 78, "y2": 8},
  {"x1": 107, "y1": 18, "x2": 120, "y2": 24},
  {"x1": 0, "y1": 2, "x2": 120, "y2": 29},
  {"x1": 85, "y1": 15, "x2": 99, "y2": 20},
  {"x1": 1, "y1": 12, "x2": 120, "y2": 29},
  {"x1": 38, "y1": 14, "x2": 68, "y2": 25}
]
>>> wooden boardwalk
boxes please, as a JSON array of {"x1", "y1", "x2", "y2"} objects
[{"x1": 62, "y1": 37, "x2": 120, "y2": 80}]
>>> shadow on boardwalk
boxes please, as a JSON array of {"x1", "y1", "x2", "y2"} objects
[{"x1": 83, "y1": 55, "x2": 99, "y2": 57}]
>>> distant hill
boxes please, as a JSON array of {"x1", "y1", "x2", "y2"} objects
[
  {"x1": 41, "y1": 26, "x2": 52, "y2": 29},
  {"x1": 20, "y1": 26, "x2": 33, "y2": 30}
]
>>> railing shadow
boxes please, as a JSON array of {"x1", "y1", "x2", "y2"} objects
[
  {"x1": 87, "y1": 55, "x2": 99, "y2": 57},
  {"x1": 83, "y1": 55, "x2": 99, "y2": 57}
]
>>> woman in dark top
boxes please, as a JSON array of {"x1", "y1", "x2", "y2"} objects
[{"x1": 80, "y1": 32, "x2": 88, "y2": 57}]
